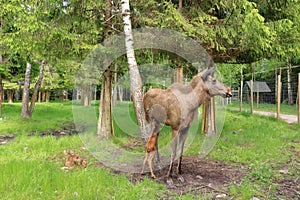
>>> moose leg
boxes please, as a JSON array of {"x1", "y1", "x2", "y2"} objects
[
  {"x1": 155, "y1": 132, "x2": 162, "y2": 169},
  {"x1": 148, "y1": 151, "x2": 156, "y2": 179},
  {"x1": 152, "y1": 121, "x2": 162, "y2": 168},
  {"x1": 176, "y1": 127, "x2": 189, "y2": 182},
  {"x1": 167, "y1": 129, "x2": 179, "y2": 178},
  {"x1": 141, "y1": 152, "x2": 149, "y2": 175}
]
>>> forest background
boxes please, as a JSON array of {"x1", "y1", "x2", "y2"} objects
[{"x1": 1, "y1": 0, "x2": 300, "y2": 114}]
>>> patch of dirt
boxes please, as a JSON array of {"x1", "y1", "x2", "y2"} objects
[
  {"x1": 274, "y1": 178, "x2": 300, "y2": 199},
  {"x1": 0, "y1": 134, "x2": 17, "y2": 145},
  {"x1": 127, "y1": 156, "x2": 248, "y2": 198},
  {"x1": 253, "y1": 110, "x2": 297, "y2": 124},
  {"x1": 29, "y1": 121, "x2": 79, "y2": 138},
  {"x1": 273, "y1": 146, "x2": 300, "y2": 199}
]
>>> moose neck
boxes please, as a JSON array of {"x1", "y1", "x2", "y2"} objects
[{"x1": 189, "y1": 75, "x2": 210, "y2": 108}]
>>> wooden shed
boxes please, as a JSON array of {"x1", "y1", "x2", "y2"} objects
[{"x1": 243, "y1": 81, "x2": 271, "y2": 103}]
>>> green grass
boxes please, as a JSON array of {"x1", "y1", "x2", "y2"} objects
[
  {"x1": 185, "y1": 111, "x2": 300, "y2": 199},
  {"x1": 0, "y1": 101, "x2": 300, "y2": 199},
  {"x1": 0, "y1": 131, "x2": 165, "y2": 200},
  {"x1": 228, "y1": 101, "x2": 299, "y2": 115},
  {"x1": 0, "y1": 102, "x2": 74, "y2": 134}
]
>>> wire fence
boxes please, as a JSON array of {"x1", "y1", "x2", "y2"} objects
[{"x1": 229, "y1": 66, "x2": 300, "y2": 119}]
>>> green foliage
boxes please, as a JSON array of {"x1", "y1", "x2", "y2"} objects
[
  {"x1": 0, "y1": 0, "x2": 106, "y2": 91},
  {"x1": 2, "y1": 0, "x2": 300, "y2": 91}
]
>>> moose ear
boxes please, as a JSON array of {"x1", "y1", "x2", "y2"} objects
[{"x1": 201, "y1": 67, "x2": 215, "y2": 81}]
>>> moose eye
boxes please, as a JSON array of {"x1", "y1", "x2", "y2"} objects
[{"x1": 213, "y1": 79, "x2": 217, "y2": 84}]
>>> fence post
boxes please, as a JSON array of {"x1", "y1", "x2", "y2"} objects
[
  {"x1": 240, "y1": 75, "x2": 244, "y2": 112},
  {"x1": 250, "y1": 79, "x2": 253, "y2": 114},
  {"x1": 210, "y1": 97, "x2": 216, "y2": 133},
  {"x1": 201, "y1": 101, "x2": 208, "y2": 133},
  {"x1": 298, "y1": 73, "x2": 300, "y2": 123},
  {"x1": 277, "y1": 74, "x2": 281, "y2": 120},
  {"x1": 240, "y1": 67, "x2": 243, "y2": 112},
  {"x1": 257, "y1": 84, "x2": 259, "y2": 108}
]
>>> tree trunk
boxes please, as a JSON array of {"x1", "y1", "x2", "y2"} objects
[
  {"x1": 7, "y1": 90, "x2": 13, "y2": 103},
  {"x1": 97, "y1": 0, "x2": 114, "y2": 138},
  {"x1": 76, "y1": 90, "x2": 80, "y2": 100},
  {"x1": 94, "y1": 87, "x2": 97, "y2": 100},
  {"x1": 29, "y1": 61, "x2": 44, "y2": 116},
  {"x1": 97, "y1": 70, "x2": 113, "y2": 138},
  {"x1": 21, "y1": 63, "x2": 32, "y2": 118},
  {"x1": 104, "y1": 0, "x2": 112, "y2": 39},
  {"x1": 175, "y1": 67, "x2": 183, "y2": 83},
  {"x1": 118, "y1": 85, "x2": 123, "y2": 102},
  {"x1": 179, "y1": 0, "x2": 183, "y2": 10},
  {"x1": 15, "y1": 89, "x2": 20, "y2": 101},
  {"x1": 42, "y1": 91, "x2": 46, "y2": 102},
  {"x1": 121, "y1": 0, "x2": 148, "y2": 141},
  {"x1": 45, "y1": 91, "x2": 50, "y2": 102},
  {"x1": 174, "y1": 56, "x2": 183, "y2": 83},
  {"x1": 0, "y1": 74, "x2": 2, "y2": 117},
  {"x1": 38, "y1": 91, "x2": 41, "y2": 102},
  {"x1": 81, "y1": 85, "x2": 91, "y2": 106},
  {"x1": 0, "y1": 19, "x2": 2, "y2": 116}
]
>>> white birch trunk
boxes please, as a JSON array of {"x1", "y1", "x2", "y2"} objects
[
  {"x1": 29, "y1": 61, "x2": 45, "y2": 116},
  {"x1": 21, "y1": 63, "x2": 31, "y2": 118},
  {"x1": 121, "y1": 0, "x2": 148, "y2": 141}
]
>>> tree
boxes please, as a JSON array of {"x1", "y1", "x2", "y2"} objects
[
  {"x1": 0, "y1": 16, "x2": 2, "y2": 116},
  {"x1": 121, "y1": 0, "x2": 148, "y2": 141},
  {"x1": 0, "y1": 58, "x2": 2, "y2": 117},
  {"x1": 20, "y1": 61, "x2": 44, "y2": 118},
  {"x1": 97, "y1": 0, "x2": 114, "y2": 138}
]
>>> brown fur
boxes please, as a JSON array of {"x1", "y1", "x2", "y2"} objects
[
  {"x1": 143, "y1": 67, "x2": 232, "y2": 178},
  {"x1": 141, "y1": 134, "x2": 158, "y2": 179}
]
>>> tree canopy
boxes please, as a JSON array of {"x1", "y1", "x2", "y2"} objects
[{"x1": 1, "y1": 0, "x2": 299, "y2": 96}]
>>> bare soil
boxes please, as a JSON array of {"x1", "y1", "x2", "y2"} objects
[
  {"x1": 273, "y1": 145, "x2": 300, "y2": 199},
  {"x1": 28, "y1": 121, "x2": 79, "y2": 138},
  {"x1": 253, "y1": 110, "x2": 297, "y2": 124},
  {"x1": 0, "y1": 134, "x2": 17, "y2": 145},
  {"x1": 127, "y1": 156, "x2": 248, "y2": 199}
]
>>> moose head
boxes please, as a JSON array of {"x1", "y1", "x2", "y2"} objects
[{"x1": 201, "y1": 67, "x2": 232, "y2": 98}]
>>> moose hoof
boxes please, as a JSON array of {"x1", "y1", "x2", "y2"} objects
[
  {"x1": 151, "y1": 175, "x2": 156, "y2": 179},
  {"x1": 177, "y1": 175, "x2": 184, "y2": 183}
]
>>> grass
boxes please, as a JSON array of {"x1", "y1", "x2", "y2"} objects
[
  {"x1": 0, "y1": 103, "x2": 166, "y2": 199},
  {"x1": 228, "y1": 101, "x2": 299, "y2": 115},
  {"x1": 0, "y1": 101, "x2": 300, "y2": 199},
  {"x1": 0, "y1": 102, "x2": 74, "y2": 134},
  {"x1": 186, "y1": 110, "x2": 300, "y2": 198},
  {"x1": 0, "y1": 137, "x2": 164, "y2": 200}
]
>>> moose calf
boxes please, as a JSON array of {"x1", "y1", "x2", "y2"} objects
[{"x1": 141, "y1": 134, "x2": 158, "y2": 179}]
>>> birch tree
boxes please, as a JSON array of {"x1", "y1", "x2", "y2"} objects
[
  {"x1": 20, "y1": 61, "x2": 44, "y2": 118},
  {"x1": 121, "y1": 0, "x2": 148, "y2": 141}
]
